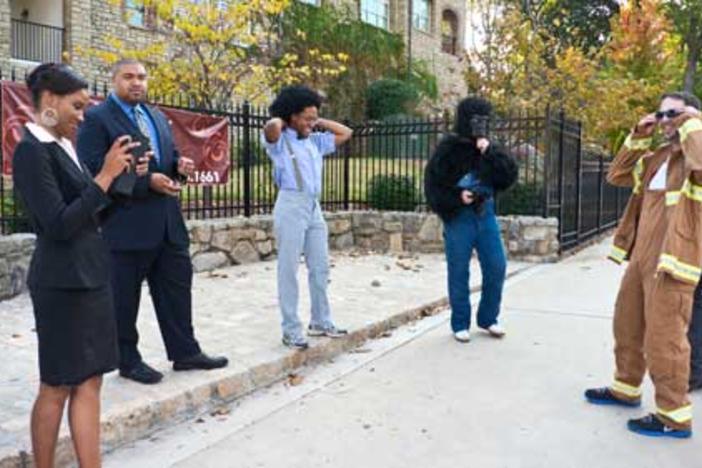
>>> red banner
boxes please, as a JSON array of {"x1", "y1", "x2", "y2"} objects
[{"x1": 1, "y1": 81, "x2": 230, "y2": 185}]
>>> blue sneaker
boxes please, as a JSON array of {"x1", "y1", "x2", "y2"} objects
[
  {"x1": 307, "y1": 324, "x2": 348, "y2": 338},
  {"x1": 585, "y1": 387, "x2": 641, "y2": 408},
  {"x1": 627, "y1": 414, "x2": 692, "y2": 439},
  {"x1": 282, "y1": 334, "x2": 309, "y2": 350}
]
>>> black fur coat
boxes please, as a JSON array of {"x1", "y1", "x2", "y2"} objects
[{"x1": 424, "y1": 135, "x2": 518, "y2": 222}]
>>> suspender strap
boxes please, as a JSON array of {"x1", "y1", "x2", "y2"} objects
[{"x1": 283, "y1": 135, "x2": 305, "y2": 192}]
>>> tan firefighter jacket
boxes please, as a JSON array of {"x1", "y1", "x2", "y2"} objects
[{"x1": 607, "y1": 114, "x2": 702, "y2": 285}]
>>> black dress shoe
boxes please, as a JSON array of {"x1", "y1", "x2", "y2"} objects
[
  {"x1": 173, "y1": 352, "x2": 229, "y2": 371},
  {"x1": 119, "y1": 362, "x2": 163, "y2": 384}
]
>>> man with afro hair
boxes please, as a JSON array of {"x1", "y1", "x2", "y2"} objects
[{"x1": 262, "y1": 85, "x2": 353, "y2": 349}]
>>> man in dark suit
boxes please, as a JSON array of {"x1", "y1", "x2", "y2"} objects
[{"x1": 77, "y1": 59, "x2": 228, "y2": 384}]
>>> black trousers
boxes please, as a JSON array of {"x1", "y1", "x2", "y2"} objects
[
  {"x1": 691, "y1": 282, "x2": 702, "y2": 384},
  {"x1": 110, "y1": 242, "x2": 201, "y2": 369}
]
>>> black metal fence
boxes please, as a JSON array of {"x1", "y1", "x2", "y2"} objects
[
  {"x1": 11, "y1": 19, "x2": 65, "y2": 64},
  {"x1": 0, "y1": 83, "x2": 628, "y2": 252}
]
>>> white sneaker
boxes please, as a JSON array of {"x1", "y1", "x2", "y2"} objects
[
  {"x1": 481, "y1": 324, "x2": 506, "y2": 338},
  {"x1": 453, "y1": 330, "x2": 471, "y2": 343}
]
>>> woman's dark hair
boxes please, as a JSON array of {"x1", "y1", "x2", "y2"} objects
[
  {"x1": 25, "y1": 63, "x2": 89, "y2": 109},
  {"x1": 269, "y1": 85, "x2": 322, "y2": 123},
  {"x1": 454, "y1": 97, "x2": 492, "y2": 138}
]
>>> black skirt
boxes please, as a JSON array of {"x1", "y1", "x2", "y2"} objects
[{"x1": 29, "y1": 285, "x2": 119, "y2": 386}]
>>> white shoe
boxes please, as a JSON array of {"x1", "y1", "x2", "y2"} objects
[
  {"x1": 481, "y1": 324, "x2": 506, "y2": 338},
  {"x1": 453, "y1": 330, "x2": 471, "y2": 343}
]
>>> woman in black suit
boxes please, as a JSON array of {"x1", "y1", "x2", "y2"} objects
[{"x1": 13, "y1": 63, "x2": 145, "y2": 468}]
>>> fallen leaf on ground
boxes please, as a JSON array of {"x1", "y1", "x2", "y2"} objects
[
  {"x1": 287, "y1": 373, "x2": 304, "y2": 386},
  {"x1": 207, "y1": 271, "x2": 229, "y2": 279},
  {"x1": 210, "y1": 407, "x2": 231, "y2": 417}
]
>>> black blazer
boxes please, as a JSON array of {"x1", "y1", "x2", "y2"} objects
[
  {"x1": 76, "y1": 98, "x2": 189, "y2": 251},
  {"x1": 12, "y1": 130, "x2": 112, "y2": 289}
]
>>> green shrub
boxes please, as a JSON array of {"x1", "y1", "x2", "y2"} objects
[
  {"x1": 497, "y1": 182, "x2": 544, "y2": 216},
  {"x1": 1, "y1": 191, "x2": 30, "y2": 233},
  {"x1": 367, "y1": 174, "x2": 418, "y2": 211},
  {"x1": 366, "y1": 79, "x2": 419, "y2": 120}
]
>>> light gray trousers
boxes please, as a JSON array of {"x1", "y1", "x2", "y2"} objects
[{"x1": 273, "y1": 190, "x2": 332, "y2": 338}]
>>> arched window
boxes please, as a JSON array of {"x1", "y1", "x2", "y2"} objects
[{"x1": 441, "y1": 9, "x2": 459, "y2": 55}]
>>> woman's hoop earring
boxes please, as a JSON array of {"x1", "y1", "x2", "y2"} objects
[{"x1": 40, "y1": 108, "x2": 58, "y2": 127}]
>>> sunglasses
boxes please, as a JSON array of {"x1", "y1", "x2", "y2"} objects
[{"x1": 655, "y1": 109, "x2": 683, "y2": 120}]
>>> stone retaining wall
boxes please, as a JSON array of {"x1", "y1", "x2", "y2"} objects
[
  {"x1": 0, "y1": 213, "x2": 559, "y2": 300},
  {"x1": 188, "y1": 212, "x2": 560, "y2": 272},
  {"x1": 0, "y1": 234, "x2": 35, "y2": 300}
]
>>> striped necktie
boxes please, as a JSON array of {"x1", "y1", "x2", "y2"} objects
[{"x1": 134, "y1": 106, "x2": 159, "y2": 164}]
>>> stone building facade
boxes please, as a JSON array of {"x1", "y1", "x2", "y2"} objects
[
  {"x1": 0, "y1": 0, "x2": 467, "y2": 106},
  {"x1": 0, "y1": 0, "x2": 169, "y2": 82},
  {"x1": 331, "y1": 0, "x2": 468, "y2": 108}
]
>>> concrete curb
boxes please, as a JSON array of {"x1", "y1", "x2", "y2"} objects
[{"x1": 0, "y1": 264, "x2": 534, "y2": 468}]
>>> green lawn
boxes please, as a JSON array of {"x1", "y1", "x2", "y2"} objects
[{"x1": 180, "y1": 157, "x2": 428, "y2": 206}]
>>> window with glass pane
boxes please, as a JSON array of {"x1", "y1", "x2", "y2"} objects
[
  {"x1": 125, "y1": 0, "x2": 145, "y2": 27},
  {"x1": 413, "y1": 0, "x2": 430, "y2": 32},
  {"x1": 360, "y1": 0, "x2": 389, "y2": 30},
  {"x1": 441, "y1": 9, "x2": 458, "y2": 54}
]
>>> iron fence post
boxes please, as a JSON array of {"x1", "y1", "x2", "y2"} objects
[
  {"x1": 557, "y1": 110, "x2": 565, "y2": 248},
  {"x1": 575, "y1": 120, "x2": 582, "y2": 243},
  {"x1": 542, "y1": 106, "x2": 551, "y2": 219},
  {"x1": 343, "y1": 122, "x2": 351, "y2": 211},
  {"x1": 597, "y1": 155, "x2": 604, "y2": 233},
  {"x1": 242, "y1": 101, "x2": 252, "y2": 217}
]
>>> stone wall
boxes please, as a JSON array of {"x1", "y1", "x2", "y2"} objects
[
  {"x1": 0, "y1": 1, "x2": 10, "y2": 71},
  {"x1": 0, "y1": 212, "x2": 558, "y2": 300},
  {"x1": 68, "y1": 0, "x2": 165, "y2": 82},
  {"x1": 188, "y1": 211, "x2": 560, "y2": 272},
  {"x1": 388, "y1": 0, "x2": 469, "y2": 107},
  {"x1": 0, "y1": 234, "x2": 34, "y2": 300}
]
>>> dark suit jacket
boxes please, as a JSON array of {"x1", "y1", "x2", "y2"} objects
[
  {"x1": 12, "y1": 131, "x2": 112, "y2": 289},
  {"x1": 77, "y1": 98, "x2": 189, "y2": 251}
]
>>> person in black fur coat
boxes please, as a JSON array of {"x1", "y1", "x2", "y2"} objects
[{"x1": 424, "y1": 97, "x2": 518, "y2": 343}]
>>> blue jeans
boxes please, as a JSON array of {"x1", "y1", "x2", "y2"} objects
[{"x1": 443, "y1": 199, "x2": 506, "y2": 332}]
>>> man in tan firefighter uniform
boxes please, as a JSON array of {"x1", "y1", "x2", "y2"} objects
[{"x1": 585, "y1": 92, "x2": 702, "y2": 439}]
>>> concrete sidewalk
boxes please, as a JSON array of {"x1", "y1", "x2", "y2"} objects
[
  {"x1": 0, "y1": 250, "x2": 532, "y2": 467},
  {"x1": 103, "y1": 238, "x2": 701, "y2": 468}
]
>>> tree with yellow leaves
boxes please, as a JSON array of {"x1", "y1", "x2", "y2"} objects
[
  {"x1": 466, "y1": 0, "x2": 683, "y2": 152},
  {"x1": 80, "y1": 0, "x2": 347, "y2": 108}
]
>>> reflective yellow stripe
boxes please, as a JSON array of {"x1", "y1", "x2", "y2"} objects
[
  {"x1": 664, "y1": 180, "x2": 702, "y2": 206},
  {"x1": 657, "y1": 254, "x2": 702, "y2": 283},
  {"x1": 679, "y1": 118, "x2": 702, "y2": 143},
  {"x1": 623, "y1": 134, "x2": 652, "y2": 151},
  {"x1": 608, "y1": 246, "x2": 627, "y2": 264},
  {"x1": 632, "y1": 158, "x2": 645, "y2": 195},
  {"x1": 657, "y1": 405, "x2": 693, "y2": 424},
  {"x1": 666, "y1": 191, "x2": 681, "y2": 206},
  {"x1": 612, "y1": 380, "x2": 642, "y2": 398},
  {"x1": 681, "y1": 178, "x2": 702, "y2": 202}
]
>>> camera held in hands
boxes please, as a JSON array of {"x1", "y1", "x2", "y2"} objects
[
  {"x1": 111, "y1": 133, "x2": 151, "y2": 198},
  {"x1": 457, "y1": 171, "x2": 493, "y2": 215}
]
